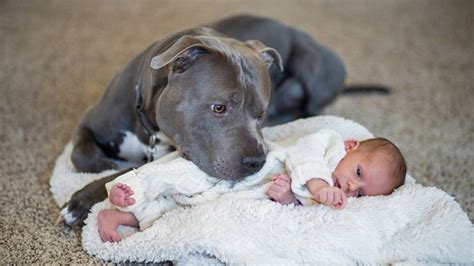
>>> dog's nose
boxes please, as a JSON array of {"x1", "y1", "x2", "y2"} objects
[{"x1": 241, "y1": 154, "x2": 266, "y2": 174}]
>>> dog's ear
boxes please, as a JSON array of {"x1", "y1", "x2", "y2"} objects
[
  {"x1": 245, "y1": 40, "x2": 283, "y2": 72},
  {"x1": 151, "y1": 36, "x2": 208, "y2": 73}
]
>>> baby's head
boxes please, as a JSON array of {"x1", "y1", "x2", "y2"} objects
[{"x1": 332, "y1": 137, "x2": 406, "y2": 198}]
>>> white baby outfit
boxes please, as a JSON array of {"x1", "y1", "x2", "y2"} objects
[{"x1": 105, "y1": 129, "x2": 346, "y2": 229}]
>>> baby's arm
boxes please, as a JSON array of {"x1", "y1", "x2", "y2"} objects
[
  {"x1": 284, "y1": 130, "x2": 345, "y2": 190},
  {"x1": 306, "y1": 178, "x2": 347, "y2": 209},
  {"x1": 283, "y1": 130, "x2": 347, "y2": 208},
  {"x1": 267, "y1": 173, "x2": 300, "y2": 205}
]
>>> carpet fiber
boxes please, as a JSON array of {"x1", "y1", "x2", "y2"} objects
[{"x1": 1, "y1": 0, "x2": 472, "y2": 263}]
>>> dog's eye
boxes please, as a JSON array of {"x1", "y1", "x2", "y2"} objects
[
  {"x1": 257, "y1": 111, "x2": 265, "y2": 120},
  {"x1": 211, "y1": 104, "x2": 227, "y2": 115}
]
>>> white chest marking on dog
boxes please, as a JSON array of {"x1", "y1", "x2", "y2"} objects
[
  {"x1": 118, "y1": 131, "x2": 147, "y2": 162},
  {"x1": 147, "y1": 132, "x2": 174, "y2": 160}
]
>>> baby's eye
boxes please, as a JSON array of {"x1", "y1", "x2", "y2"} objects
[{"x1": 356, "y1": 166, "x2": 361, "y2": 178}]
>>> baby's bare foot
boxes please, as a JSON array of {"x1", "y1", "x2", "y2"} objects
[
  {"x1": 97, "y1": 209, "x2": 123, "y2": 242},
  {"x1": 109, "y1": 183, "x2": 136, "y2": 207},
  {"x1": 97, "y1": 209, "x2": 139, "y2": 242}
]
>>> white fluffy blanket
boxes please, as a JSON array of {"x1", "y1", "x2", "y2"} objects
[{"x1": 50, "y1": 116, "x2": 474, "y2": 264}]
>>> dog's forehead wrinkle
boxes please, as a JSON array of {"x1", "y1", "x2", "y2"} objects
[
  {"x1": 173, "y1": 47, "x2": 259, "y2": 109},
  {"x1": 178, "y1": 56, "x2": 239, "y2": 97},
  {"x1": 206, "y1": 86, "x2": 239, "y2": 102},
  {"x1": 240, "y1": 87, "x2": 266, "y2": 116},
  {"x1": 201, "y1": 38, "x2": 258, "y2": 90}
]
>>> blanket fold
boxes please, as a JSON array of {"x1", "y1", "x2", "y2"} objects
[{"x1": 50, "y1": 115, "x2": 474, "y2": 264}]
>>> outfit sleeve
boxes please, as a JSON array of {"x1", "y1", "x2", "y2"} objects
[{"x1": 283, "y1": 129, "x2": 346, "y2": 200}]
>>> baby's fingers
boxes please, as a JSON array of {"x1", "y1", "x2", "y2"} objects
[
  {"x1": 316, "y1": 190, "x2": 327, "y2": 203},
  {"x1": 326, "y1": 190, "x2": 335, "y2": 204},
  {"x1": 332, "y1": 191, "x2": 341, "y2": 206},
  {"x1": 268, "y1": 188, "x2": 286, "y2": 202},
  {"x1": 273, "y1": 179, "x2": 291, "y2": 188},
  {"x1": 273, "y1": 173, "x2": 291, "y2": 183},
  {"x1": 267, "y1": 187, "x2": 277, "y2": 198},
  {"x1": 269, "y1": 181, "x2": 283, "y2": 191},
  {"x1": 334, "y1": 193, "x2": 347, "y2": 210},
  {"x1": 340, "y1": 193, "x2": 347, "y2": 208},
  {"x1": 271, "y1": 173, "x2": 282, "y2": 181},
  {"x1": 267, "y1": 186, "x2": 282, "y2": 196}
]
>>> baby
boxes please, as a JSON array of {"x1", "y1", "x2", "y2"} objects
[
  {"x1": 98, "y1": 129, "x2": 406, "y2": 242},
  {"x1": 268, "y1": 137, "x2": 407, "y2": 208}
]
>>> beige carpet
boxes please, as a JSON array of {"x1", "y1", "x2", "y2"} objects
[{"x1": 1, "y1": 0, "x2": 472, "y2": 263}]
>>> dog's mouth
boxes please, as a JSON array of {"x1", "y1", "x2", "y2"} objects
[
  {"x1": 180, "y1": 151, "x2": 190, "y2": 161},
  {"x1": 181, "y1": 149, "x2": 238, "y2": 180},
  {"x1": 179, "y1": 139, "x2": 265, "y2": 181},
  {"x1": 211, "y1": 154, "x2": 259, "y2": 181}
]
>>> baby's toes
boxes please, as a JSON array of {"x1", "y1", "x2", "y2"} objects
[
  {"x1": 115, "y1": 183, "x2": 127, "y2": 191},
  {"x1": 100, "y1": 230, "x2": 121, "y2": 242},
  {"x1": 125, "y1": 189, "x2": 134, "y2": 197},
  {"x1": 125, "y1": 197, "x2": 136, "y2": 206},
  {"x1": 111, "y1": 231, "x2": 122, "y2": 242}
]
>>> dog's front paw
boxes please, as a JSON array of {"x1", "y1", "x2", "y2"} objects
[
  {"x1": 57, "y1": 180, "x2": 109, "y2": 227},
  {"x1": 58, "y1": 189, "x2": 98, "y2": 227},
  {"x1": 56, "y1": 170, "x2": 129, "y2": 227}
]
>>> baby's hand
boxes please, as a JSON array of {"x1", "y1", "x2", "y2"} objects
[
  {"x1": 267, "y1": 173, "x2": 300, "y2": 205},
  {"x1": 313, "y1": 186, "x2": 347, "y2": 209},
  {"x1": 109, "y1": 183, "x2": 136, "y2": 207}
]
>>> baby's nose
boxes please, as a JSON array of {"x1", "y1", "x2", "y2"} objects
[{"x1": 347, "y1": 179, "x2": 361, "y2": 192}]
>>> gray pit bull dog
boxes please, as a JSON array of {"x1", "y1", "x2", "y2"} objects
[{"x1": 61, "y1": 15, "x2": 379, "y2": 226}]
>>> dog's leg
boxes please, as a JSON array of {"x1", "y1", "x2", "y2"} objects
[
  {"x1": 266, "y1": 76, "x2": 306, "y2": 126},
  {"x1": 59, "y1": 169, "x2": 131, "y2": 227},
  {"x1": 71, "y1": 126, "x2": 118, "y2": 173},
  {"x1": 287, "y1": 31, "x2": 346, "y2": 117}
]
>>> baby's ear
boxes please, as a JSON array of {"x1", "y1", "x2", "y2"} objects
[{"x1": 344, "y1": 139, "x2": 360, "y2": 152}]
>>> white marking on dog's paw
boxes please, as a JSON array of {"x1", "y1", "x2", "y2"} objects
[{"x1": 60, "y1": 207, "x2": 76, "y2": 226}]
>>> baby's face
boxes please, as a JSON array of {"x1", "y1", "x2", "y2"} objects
[{"x1": 332, "y1": 144, "x2": 394, "y2": 197}]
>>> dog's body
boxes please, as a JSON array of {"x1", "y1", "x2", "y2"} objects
[
  {"x1": 62, "y1": 15, "x2": 348, "y2": 226},
  {"x1": 212, "y1": 15, "x2": 347, "y2": 125}
]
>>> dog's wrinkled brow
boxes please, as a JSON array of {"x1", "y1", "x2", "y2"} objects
[{"x1": 199, "y1": 37, "x2": 258, "y2": 89}]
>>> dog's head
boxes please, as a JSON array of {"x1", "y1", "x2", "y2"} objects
[{"x1": 141, "y1": 28, "x2": 282, "y2": 180}]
